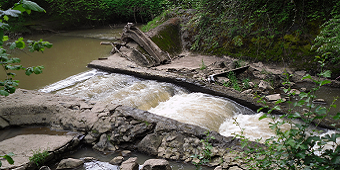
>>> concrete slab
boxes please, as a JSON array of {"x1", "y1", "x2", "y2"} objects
[{"x1": 0, "y1": 134, "x2": 74, "y2": 169}]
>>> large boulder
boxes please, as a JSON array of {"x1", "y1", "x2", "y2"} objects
[
  {"x1": 56, "y1": 158, "x2": 83, "y2": 170},
  {"x1": 141, "y1": 159, "x2": 172, "y2": 170},
  {"x1": 120, "y1": 157, "x2": 139, "y2": 170},
  {"x1": 137, "y1": 133, "x2": 163, "y2": 156}
]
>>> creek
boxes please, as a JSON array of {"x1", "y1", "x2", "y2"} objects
[{"x1": 2, "y1": 27, "x2": 339, "y2": 168}]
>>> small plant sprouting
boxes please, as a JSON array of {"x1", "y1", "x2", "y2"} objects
[
  {"x1": 242, "y1": 78, "x2": 251, "y2": 89},
  {"x1": 199, "y1": 59, "x2": 207, "y2": 70},
  {"x1": 191, "y1": 131, "x2": 215, "y2": 170},
  {"x1": 223, "y1": 72, "x2": 242, "y2": 91},
  {"x1": 29, "y1": 149, "x2": 49, "y2": 167}
]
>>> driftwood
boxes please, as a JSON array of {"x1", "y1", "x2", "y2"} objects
[
  {"x1": 208, "y1": 65, "x2": 250, "y2": 82},
  {"x1": 121, "y1": 23, "x2": 171, "y2": 66}
]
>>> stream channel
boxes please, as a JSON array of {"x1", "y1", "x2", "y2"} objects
[{"x1": 1, "y1": 26, "x2": 339, "y2": 169}]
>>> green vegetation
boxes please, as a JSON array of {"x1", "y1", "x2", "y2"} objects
[
  {"x1": 199, "y1": 59, "x2": 206, "y2": 70},
  {"x1": 223, "y1": 71, "x2": 242, "y2": 92},
  {"x1": 0, "y1": 0, "x2": 52, "y2": 96},
  {"x1": 29, "y1": 149, "x2": 49, "y2": 167},
  {"x1": 0, "y1": 153, "x2": 14, "y2": 167},
  {"x1": 191, "y1": 131, "x2": 215, "y2": 170},
  {"x1": 233, "y1": 56, "x2": 340, "y2": 169}
]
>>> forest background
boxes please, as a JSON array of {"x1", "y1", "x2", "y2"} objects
[{"x1": 1, "y1": 0, "x2": 340, "y2": 78}]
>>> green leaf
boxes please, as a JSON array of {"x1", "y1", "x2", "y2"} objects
[
  {"x1": 320, "y1": 80, "x2": 331, "y2": 86},
  {"x1": 0, "y1": 29, "x2": 3, "y2": 46},
  {"x1": 302, "y1": 74, "x2": 312, "y2": 80},
  {"x1": 259, "y1": 114, "x2": 267, "y2": 120},
  {"x1": 15, "y1": 37, "x2": 26, "y2": 49},
  {"x1": 4, "y1": 154, "x2": 14, "y2": 164},
  {"x1": 0, "y1": 89, "x2": 10, "y2": 96},
  {"x1": 9, "y1": 42, "x2": 17, "y2": 49},
  {"x1": 2, "y1": 9, "x2": 21, "y2": 17},
  {"x1": 22, "y1": 0, "x2": 45, "y2": 12},
  {"x1": 2, "y1": 35, "x2": 9, "y2": 42},
  {"x1": 320, "y1": 70, "x2": 331, "y2": 78},
  {"x1": 3, "y1": 15, "x2": 9, "y2": 21},
  {"x1": 33, "y1": 66, "x2": 43, "y2": 74},
  {"x1": 13, "y1": 4, "x2": 26, "y2": 13},
  {"x1": 25, "y1": 67, "x2": 33, "y2": 76}
]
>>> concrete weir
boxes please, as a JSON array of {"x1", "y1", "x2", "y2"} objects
[{"x1": 0, "y1": 88, "x2": 248, "y2": 170}]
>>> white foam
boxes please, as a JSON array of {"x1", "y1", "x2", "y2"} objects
[{"x1": 39, "y1": 69, "x2": 105, "y2": 93}]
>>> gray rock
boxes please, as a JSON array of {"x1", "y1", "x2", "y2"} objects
[
  {"x1": 93, "y1": 134, "x2": 117, "y2": 152},
  {"x1": 214, "y1": 166, "x2": 222, "y2": 170},
  {"x1": 141, "y1": 159, "x2": 172, "y2": 170},
  {"x1": 265, "y1": 94, "x2": 281, "y2": 101},
  {"x1": 39, "y1": 166, "x2": 51, "y2": 170},
  {"x1": 82, "y1": 157, "x2": 97, "y2": 162},
  {"x1": 258, "y1": 80, "x2": 273, "y2": 91},
  {"x1": 138, "y1": 133, "x2": 163, "y2": 155},
  {"x1": 109, "y1": 156, "x2": 124, "y2": 165},
  {"x1": 0, "y1": 116, "x2": 9, "y2": 129},
  {"x1": 312, "y1": 98, "x2": 327, "y2": 105},
  {"x1": 84, "y1": 134, "x2": 97, "y2": 144},
  {"x1": 91, "y1": 103, "x2": 107, "y2": 113},
  {"x1": 229, "y1": 166, "x2": 242, "y2": 170},
  {"x1": 120, "y1": 157, "x2": 139, "y2": 170},
  {"x1": 289, "y1": 89, "x2": 300, "y2": 95},
  {"x1": 241, "y1": 89, "x2": 253, "y2": 94},
  {"x1": 56, "y1": 158, "x2": 83, "y2": 170},
  {"x1": 121, "y1": 150, "x2": 132, "y2": 156}
]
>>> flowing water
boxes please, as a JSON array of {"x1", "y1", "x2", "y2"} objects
[{"x1": 2, "y1": 27, "x2": 340, "y2": 168}]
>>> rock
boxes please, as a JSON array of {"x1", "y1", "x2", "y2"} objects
[
  {"x1": 39, "y1": 166, "x2": 51, "y2": 170},
  {"x1": 0, "y1": 135, "x2": 75, "y2": 169},
  {"x1": 300, "y1": 87, "x2": 307, "y2": 92},
  {"x1": 80, "y1": 102, "x2": 92, "y2": 110},
  {"x1": 0, "y1": 116, "x2": 9, "y2": 129},
  {"x1": 289, "y1": 89, "x2": 300, "y2": 95},
  {"x1": 216, "y1": 77, "x2": 229, "y2": 84},
  {"x1": 214, "y1": 166, "x2": 223, "y2": 170},
  {"x1": 258, "y1": 80, "x2": 273, "y2": 91},
  {"x1": 295, "y1": 70, "x2": 306, "y2": 77},
  {"x1": 93, "y1": 134, "x2": 117, "y2": 152},
  {"x1": 120, "y1": 157, "x2": 139, "y2": 170},
  {"x1": 141, "y1": 159, "x2": 172, "y2": 170},
  {"x1": 121, "y1": 150, "x2": 132, "y2": 156},
  {"x1": 91, "y1": 103, "x2": 107, "y2": 113},
  {"x1": 110, "y1": 156, "x2": 124, "y2": 165},
  {"x1": 266, "y1": 94, "x2": 281, "y2": 101},
  {"x1": 312, "y1": 99, "x2": 327, "y2": 105},
  {"x1": 56, "y1": 158, "x2": 83, "y2": 170},
  {"x1": 138, "y1": 133, "x2": 163, "y2": 156},
  {"x1": 84, "y1": 134, "x2": 97, "y2": 144},
  {"x1": 241, "y1": 89, "x2": 253, "y2": 94},
  {"x1": 229, "y1": 166, "x2": 242, "y2": 170},
  {"x1": 82, "y1": 157, "x2": 97, "y2": 162}
]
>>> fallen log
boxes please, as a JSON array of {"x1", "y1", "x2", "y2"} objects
[
  {"x1": 121, "y1": 23, "x2": 171, "y2": 66},
  {"x1": 208, "y1": 65, "x2": 250, "y2": 82}
]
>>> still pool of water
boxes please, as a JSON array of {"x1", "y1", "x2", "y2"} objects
[{"x1": 1, "y1": 27, "x2": 121, "y2": 90}]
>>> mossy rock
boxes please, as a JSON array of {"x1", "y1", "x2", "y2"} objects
[{"x1": 146, "y1": 18, "x2": 182, "y2": 57}]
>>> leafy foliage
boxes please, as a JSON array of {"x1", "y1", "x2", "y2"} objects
[
  {"x1": 191, "y1": 131, "x2": 215, "y2": 170},
  {"x1": 0, "y1": 0, "x2": 52, "y2": 96},
  {"x1": 312, "y1": 15, "x2": 340, "y2": 65},
  {"x1": 29, "y1": 149, "x2": 49, "y2": 167},
  {"x1": 233, "y1": 56, "x2": 340, "y2": 169}
]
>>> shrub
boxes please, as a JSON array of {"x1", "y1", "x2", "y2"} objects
[{"x1": 233, "y1": 56, "x2": 340, "y2": 169}]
